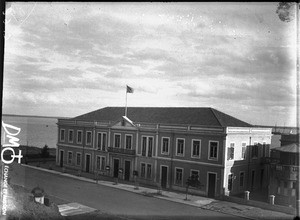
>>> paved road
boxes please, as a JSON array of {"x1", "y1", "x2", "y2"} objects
[{"x1": 9, "y1": 163, "x2": 244, "y2": 219}]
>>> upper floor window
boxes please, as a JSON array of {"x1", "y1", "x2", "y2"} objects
[
  {"x1": 191, "y1": 140, "x2": 201, "y2": 158},
  {"x1": 60, "y1": 129, "x2": 65, "y2": 142},
  {"x1": 77, "y1": 130, "x2": 82, "y2": 144},
  {"x1": 148, "y1": 137, "x2": 153, "y2": 157},
  {"x1": 86, "y1": 131, "x2": 92, "y2": 145},
  {"x1": 241, "y1": 142, "x2": 247, "y2": 160},
  {"x1": 68, "y1": 130, "x2": 74, "y2": 143},
  {"x1": 141, "y1": 136, "x2": 153, "y2": 157},
  {"x1": 125, "y1": 135, "x2": 132, "y2": 150},
  {"x1": 114, "y1": 134, "x2": 121, "y2": 148},
  {"x1": 162, "y1": 137, "x2": 169, "y2": 155},
  {"x1": 252, "y1": 143, "x2": 258, "y2": 158},
  {"x1": 176, "y1": 138, "x2": 185, "y2": 157},
  {"x1": 208, "y1": 141, "x2": 218, "y2": 160},
  {"x1": 97, "y1": 132, "x2": 107, "y2": 151},
  {"x1": 227, "y1": 143, "x2": 235, "y2": 160}
]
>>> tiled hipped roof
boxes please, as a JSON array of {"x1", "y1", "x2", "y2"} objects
[{"x1": 73, "y1": 107, "x2": 252, "y2": 128}]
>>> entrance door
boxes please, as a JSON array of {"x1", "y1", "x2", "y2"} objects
[
  {"x1": 113, "y1": 159, "x2": 119, "y2": 178},
  {"x1": 124, "y1": 161, "x2": 131, "y2": 181},
  {"x1": 161, "y1": 166, "x2": 168, "y2": 188},
  {"x1": 60, "y1": 151, "x2": 64, "y2": 167},
  {"x1": 208, "y1": 173, "x2": 216, "y2": 198},
  {"x1": 260, "y1": 169, "x2": 264, "y2": 188},
  {"x1": 85, "y1": 154, "x2": 90, "y2": 173}
]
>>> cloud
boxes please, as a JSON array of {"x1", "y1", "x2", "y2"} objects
[{"x1": 2, "y1": 2, "x2": 297, "y2": 126}]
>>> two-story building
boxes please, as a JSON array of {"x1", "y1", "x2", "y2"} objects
[
  {"x1": 56, "y1": 107, "x2": 272, "y2": 198},
  {"x1": 265, "y1": 134, "x2": 299, "y2": 207}
]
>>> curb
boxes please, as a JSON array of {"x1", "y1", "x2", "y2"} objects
[{"x1": 19, "y1": 164, "x2": 270, "y2": 220}]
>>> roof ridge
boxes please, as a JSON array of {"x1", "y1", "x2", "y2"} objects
[{"x1": 209, "y1": 108, "x2": 223, "y2": 127}]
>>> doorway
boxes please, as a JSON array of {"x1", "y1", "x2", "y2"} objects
[
  {"x1": 60, "y1": 151, "x2": 64, "y2": 167},
  {"x1": 113, "y1": 159, "x2": 119, "y2": 178},
  {"x1": 208, "y1": 173, "x2": 216, "y2": 198},
  {"x1": 124, "y1": 160, "x2": 131, "y2": 181},
  {"x1": 161, "y1": 166, "x2": 168, "y2": 188},
  {"x1": 85, "y1": 154, "x2": 90, "y2": 173}
]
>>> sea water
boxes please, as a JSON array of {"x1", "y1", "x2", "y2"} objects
[{"x1": 1, "y1": 115, "x2": 58, "y2": 149}]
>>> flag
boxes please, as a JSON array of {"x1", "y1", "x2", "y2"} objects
[{"x1": 126, "y1": 85, "x2": 134, "y2": 93}]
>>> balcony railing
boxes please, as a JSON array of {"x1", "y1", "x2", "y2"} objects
[{"x1": 107, "y1": 147, "x2": 136, "y2": 156}]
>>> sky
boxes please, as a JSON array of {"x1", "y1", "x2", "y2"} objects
[{"x1": 2, "y1": 2, "x2": 298, "y2": 126}]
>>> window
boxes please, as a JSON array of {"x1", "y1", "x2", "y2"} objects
[
  {"x1": 60, "y1": 129, "x2": 65, "y2": 142},
  {"x1": 77, "y1": 130, "x2": 82, "y2": 144},
  {"x1": 176, "y1": 139, "x2": 185, "y2": 156},
  {"x1": 96, "y1": 156, "x2": 101, "y2": 170},
  {"x1": 239, "y1": 172, "x2": 245, "y2": 187},
  {"x1": 102, "y1": 133, "x2": 107, "y2": 150},
  {"x1": 142, "y1": 137, "x2": 147, "y2": 156},
  {"x1": 293, "y1": 181, "x2": 297, "y2": 189},
  {"x1": 141, "y1": 136, "x2": 153, "y2": 157},
  {"x1": 192, "y1": 140, "x2": 201, "y2": 158},
  {"x1": 96, "y1": 156, "x2": 105, "y2": 170},
  {"x1": 162, "y1": 137, "x2": 169, "y2": 154},
  {"x1": 114, "y1": 134, "x2": 121, "y2": 148},
  {"x1": 227, "y1": 143, "x2": 235, "y2": 160},
  {"x1": 262, "y1": 142, "x2": 267, "y2": 157},
  {"x1": 76, "y1": 153, "x2": 81, "y2": 166},
  {"x1": 86, "y1": 131, "x2": 92, "y2": 145},
  {"x1": 147, "y1": 164, "x2": 152, "y2": 179},
  {"x1": 101, "y1": 157, "x2": 106, "y2": 170},
  {"x1": 68, "y1": 130, "x2": 74, "y2": 143},
  {"x1": 209, "y1": 141, "x2": 218, "y2": 160},
  {"x1": 97, "y1": 132, "x2": 107, "y2": 151},
  {"x1": 191, "y1": 170, "x2": 199, "y2": 180},
  {"x1": 125, "y1": 135, "x2": 132, "y2": 149},
  {"x1": 141, "y1": 163, "x2": 146, "y2": 178},
  {"x1": 228, "y1": 174, "x2": 233, "y2": 191},
  {"x1": 68, "y1": 152, "x2": 73, "y2": 164},
  {"x1": 175, "y1": 168, "x2": 183, "y2": 185},
  {"x1": 241, "y1": 142, "x2": 246, "y2": 159},
  {"x1": 148, "y1": 137, "x2": 153, "y2": 157},
  {"x1": 252, "y1": 144, "x2": 258, "y2": 158}
]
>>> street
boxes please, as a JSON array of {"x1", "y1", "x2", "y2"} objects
[{"x1": 9, "y1": 163, "x2": 244, "y2": 219}]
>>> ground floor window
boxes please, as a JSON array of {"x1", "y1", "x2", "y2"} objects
[
  {"x1": 76, "y1": 153, "x2": 81, "y2": 166},
  {"x1": 68, "y1": 152, "x2": 73, "y2": 164},
  {"x1": 141, "y1": 163, "x2": 146, "y2": 178},
  {"x1": 175, "y1": 168, "x2": 183, "y2": 186},
  {"x1": 239, "y1": 172, "x2": 245, "y2": 187},
  {"x1": 228, "y1": 174, "x2": 233, "y2": 191},
  {"x1": 147, "y1": 164, "x2": 152, "y2": 179},
  {"x1": 96, "y1": 156, "x2": 106, "y2": 170}
]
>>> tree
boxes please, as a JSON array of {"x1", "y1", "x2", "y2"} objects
[
  {"x1": 41, "y1": 145, "x2": 50, "y2": 158},
  {"x1": 185, "y1": 175, "x2": 203, "y2": 200},
  {"x1": 276, "y1": 2, "x2": 297, "y2": 22}
]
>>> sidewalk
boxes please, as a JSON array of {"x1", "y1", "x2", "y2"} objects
[{"x1": 22, "y1": 163, "x2": 295, "y2": 220}]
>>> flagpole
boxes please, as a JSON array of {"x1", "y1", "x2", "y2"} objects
[{"x1": 125, "y1": 86, "x2": 128, "y2": 117}]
